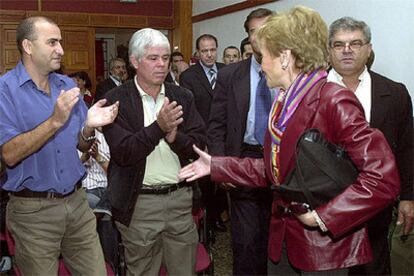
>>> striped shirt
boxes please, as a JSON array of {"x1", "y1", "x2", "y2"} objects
[{"x1": 79, "y1": 130, "x2": 110, "y2": 190}]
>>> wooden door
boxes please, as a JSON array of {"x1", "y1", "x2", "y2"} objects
[
  {"x1": 0, "y1": 24, "x2": 19, "y2": 75},
  {"x1": 61, "y1": 26, "x2": 96, "y2": 92}
]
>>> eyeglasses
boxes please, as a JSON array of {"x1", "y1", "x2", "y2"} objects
[
  {"x1": 114, "y1": 65, "x2": 126, "y2": 70},
  {"x1": 199, "y1": 48, "x2": 217, "y2": 55},
  {"x1": 331, "y1": 40, "x2": 369, "y2": 51}
]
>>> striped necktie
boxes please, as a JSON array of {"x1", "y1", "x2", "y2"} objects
[{"x1": 209, "y1": 68, "x2": 216, "y2": 89}]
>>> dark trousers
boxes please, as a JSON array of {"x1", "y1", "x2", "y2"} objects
[
  {"x1": 86, "y1": 188, "x2": 120, "y2": 272},
  {"x1": 198, "y1": 176, "x2": 222, "y2": 226},
  {"x1": 231, "y1": 188, "x2": 271, "y2": 275},
  {"x1": 349, "y1": 205, "x2": 393, "y2": 275},
  {"x1": 229, "y1": 145, "x2": 272, "y2": 275}
]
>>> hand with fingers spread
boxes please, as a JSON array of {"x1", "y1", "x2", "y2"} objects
[
  {"x1": 157, "y1": 97, "x2": 183, "y2": 133},
  {"x1": 85, "y1": 99, "x2": 120, "y2": 128},
  {"x1": 178, "y1": 145, "x2": 211, "y2": 182},
  {"x1": 51, "y1": 87, "x2": 81, "y2": 127}
]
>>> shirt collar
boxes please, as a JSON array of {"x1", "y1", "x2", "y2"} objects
[
  {"x1": 16, "y1": 60, "x2": 70, "y2": 91},
  {"x1": 16, "y1": 60, "x2": 31, "y2": 87},
  {"x1": 134, "y1": 75, "x2": 165, "y2": 98},
  {"x1": 329, "y1": 66, "x2": 369, "y2": 84},
  {"x1": 109, "y1": 75, "x2": 122, "y2": 86},
  {"x1": 251, "y1": 55, "x2": 261, "y2": 75},
  {"x1": 199, "y1": 61, "x2": 218, "y2": 76}
]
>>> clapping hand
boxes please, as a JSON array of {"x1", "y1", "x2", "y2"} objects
[
  {"x1": 157, "y1": 97, "x2": 183, "y2": 133},
  {"x1": 85, "y1": 99, "x2": 119, "y2": 128}
]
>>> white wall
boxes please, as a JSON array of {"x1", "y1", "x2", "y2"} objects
[
  {"x1": 193, "y1": 0, "x2": 244, "y2": 15},
  {"x1": 193, "y1": 0, "x2": 414, "y2": 110}
]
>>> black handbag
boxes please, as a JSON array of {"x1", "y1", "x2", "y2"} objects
[{"x1": 275, "y1": 128, "x2": 358, "y2": 209}]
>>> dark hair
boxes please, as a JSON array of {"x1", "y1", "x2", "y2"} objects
[
  {"x1": 243, "y1": 8, "x2": 273, "y2": 33},
  {"x1": 16, "y1": 16, "x2": 57, "y2": 55},
  {"x1": 68, "y1": 71, "x2": 92, "y2": 89},
  {"x1": 195, "y1": 34, "x2": 218, "y2": 50},
  {"x1": 223, "y1": 46, "x2": 239, "y2": 56},
  {"x1": 328, "y1": 16, "x2": 372, "y2": 46},
  {"x1": 240, "y1": 37, "x2": 251, "y2": 56},
  {"x1": 170, "y1": 51, "x2": 184, "y2": 62}
]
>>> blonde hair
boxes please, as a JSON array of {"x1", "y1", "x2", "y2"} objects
[{"x1": 256, "y1": 6, "x2": 328, "y2": 72}]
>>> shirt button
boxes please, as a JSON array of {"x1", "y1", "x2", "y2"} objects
[
  {"x1": 60, "y1": 170, "x2": 63, "y2": 173},
  {"x1": 57, "y1": 150, "x2": 60, "y2": 154}
]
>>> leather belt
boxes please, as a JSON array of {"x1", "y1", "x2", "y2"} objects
[
  {"x1": 11, "y1": 181, "x2": 82, "y2": 199},
  {"x1": 242, "y1": 143, "x2": 263, "y2": 154},
  {"x1": 140, "y1": 182, "x2": 189, "y2": 195}
]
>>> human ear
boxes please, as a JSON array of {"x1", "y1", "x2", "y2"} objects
[{"x1": 22, "y1": 39, "x2": 33, "y2": 55}]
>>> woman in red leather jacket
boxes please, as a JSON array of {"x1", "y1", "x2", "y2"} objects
[{"x1": 179, "y1": 6, "x2": 400, "y2": 274}]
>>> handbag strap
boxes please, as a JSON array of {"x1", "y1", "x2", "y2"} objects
[{"x1": 301, "y1": 143, "x2": 346, "y2": 186}]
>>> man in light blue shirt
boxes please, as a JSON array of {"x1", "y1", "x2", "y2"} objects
[{"x1": 0, "y1": 16, "x2": 119, "y2": 275}]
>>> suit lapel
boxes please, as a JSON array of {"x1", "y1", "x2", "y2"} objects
[
  {"x1": 195, "y1": 63, "x2": 214, "y2": 96},
  {"x1": 234, "y1": 59, "x2": 251, "y2": 123},
  {"x1": 370, "y1": 71, "x2": 391, "y2": 128}
]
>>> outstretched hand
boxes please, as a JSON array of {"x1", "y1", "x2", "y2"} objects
[
  {"x1": 178, "y1": 145, "x2": 212, "y2": 182},
  {"x1": 85, "y1": 99, "x2": 119, "y2": 128}
]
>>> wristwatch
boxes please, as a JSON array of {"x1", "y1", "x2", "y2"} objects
[{"x1": 96, "y1": 156, "x2": 107, "y2": 165}]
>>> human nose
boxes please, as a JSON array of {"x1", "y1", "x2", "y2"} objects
[{"x1": 56, "y1": 42, "x2": 64, "y2": 55}]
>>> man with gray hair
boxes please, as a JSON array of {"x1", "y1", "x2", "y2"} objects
[
  {"x1": 327, "y1": 16, "x2": 413, "y2": 275},
  {"x1": 102, "y1": 28, "x2": 206, "y2": 275},
  {"x1": 95, "y1": 57, "x2": 128, "y2": 102}
]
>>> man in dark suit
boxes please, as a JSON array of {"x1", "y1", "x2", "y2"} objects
[
  {"x1": 328, "y1": 16, "x2": 413, "y2": 275},
  {"x1": 180, "y1": 34, "x2": 226, "y2": 233},
  {"x1": 180, "y1": 34, "x2": 225, "y2": 124},
  {"x1": 208, "y1": 8, "x2": 274, "y2": 275},
  {"x1": 95, "y1": 57, "x2": 128, "y2": 102}
]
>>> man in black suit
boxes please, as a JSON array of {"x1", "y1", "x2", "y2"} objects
[
  {"x1": 180, "y1": 34, "x2": 226, "y2": 233},
  {"x1": 95, "y1": 57, "x2": 128, "y2": 102},
  {"x1": 328, "y1": 16, "x2": 413, "y2": 275},
  {"x1": 180, "y1": 34, "x2": 224, "y2": 124},
  {"x1": 208, "y1": 8, "x2": 274, "y2": 275}
]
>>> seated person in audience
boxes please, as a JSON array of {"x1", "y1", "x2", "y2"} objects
[
  {"x1": 223, "y1": 46, "x2": 241, "y2": 65},
  {"x1": 69, "y1": 71, "x2": 94, "y2": 107},
  {"x1": 79, "y1": 127, "x2": 119, "y2": 272}
]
